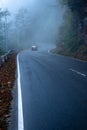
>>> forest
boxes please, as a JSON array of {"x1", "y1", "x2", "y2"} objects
[
  {"x1": 54, "y1": 0, "x2": 87, "y2": 60},
  {"x1": 0, "y1": 0, "x2": 87, "y2": 60},
  {"x1": 0, "y1": 9, "x2": 10, "y2": 55}
]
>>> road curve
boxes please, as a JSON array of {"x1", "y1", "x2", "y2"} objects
[{"x1": 18, "y1": 50, "x2": 87, "y2": 130}]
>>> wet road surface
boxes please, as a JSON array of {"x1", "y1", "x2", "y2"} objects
[{"x1": 17, "y1": 50, "x2": 87, "y2": 130}]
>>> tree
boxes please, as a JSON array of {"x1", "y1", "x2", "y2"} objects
[
  {"x1": 57, "y1": 0, "x2": 87, "y2": 51},
  {"x1": 0, "y1": 8, "x2": 10, "y2": 52},
  {"x1": 14, "y1": 8, "x2": 33, "y2": 49}
]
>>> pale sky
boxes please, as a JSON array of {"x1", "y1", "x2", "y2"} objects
[
  {"x1": 0, "y1": 0, "x2": 61, "y2": 13},
  {"x1": 0, "y1": 0, "x2": 28, "y2": 12}
]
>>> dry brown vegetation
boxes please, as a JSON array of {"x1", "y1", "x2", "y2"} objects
[{"x1": 0, "y1": 54, "x2": 17, "y2": 130}]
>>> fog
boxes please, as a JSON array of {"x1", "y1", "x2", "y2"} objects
[{"x1": 5, "y1": 0, "x2": 65, "y2": 50}]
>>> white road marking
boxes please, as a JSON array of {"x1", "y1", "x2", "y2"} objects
[
  {"x1": 17, "y1": 56, "x2": 24, "y2": 130},
  {"x1": 48, "y1": 50, "x2": 50, "y2": 53},
  {"x1": 69, "y1": 68, "x2": 86, "y2": 77}
]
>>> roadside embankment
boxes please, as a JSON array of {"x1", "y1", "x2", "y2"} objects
[
  {"x1": 51, "y1": 44, "x2": 87, "y2": 61},
  {"x1": 0, "y1": 54, "x2": 17, "y2": 130}
]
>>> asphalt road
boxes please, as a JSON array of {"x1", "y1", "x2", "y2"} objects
[{"x1": 18, "y1": 50, "x2": 87, "y2": 130}]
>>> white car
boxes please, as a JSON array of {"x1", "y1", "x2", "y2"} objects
[{"x1": 31, "y1": 46, "x2": 38, "y2": 51}]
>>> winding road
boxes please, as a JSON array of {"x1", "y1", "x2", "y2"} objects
[{"x1": 17, "y1": 49, "x2": 87, "y2": 130}]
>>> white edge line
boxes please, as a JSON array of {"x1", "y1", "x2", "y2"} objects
[
  {"x1": 17, "y1": 55, "x2": 24, "y2": 130},
  {"x1": 69, "y1": 68, "x2": 86, "y2": 77}
]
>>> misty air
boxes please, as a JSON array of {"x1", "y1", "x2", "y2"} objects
[{"x1": 0, "y1": 0, "x2": 87, "y2": 130}]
